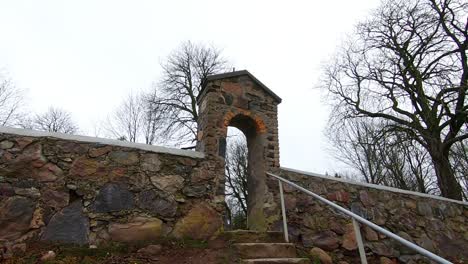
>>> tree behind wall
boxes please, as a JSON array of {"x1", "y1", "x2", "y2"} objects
[
  {"x1": 225, "y1": 131, "x2": 248, "y2": 229},
  {"x1": 103, "y1": 91, "x2": 160, "y2": 144},
  {"x1": 24, "y1": 107, "x2": 78, "y2": 134},
  {"x1": 328, "y1": 118, "x2": 438, "y2": 194},
  {"x1": 0, "y1": 75, "x2": 24, "y2": 127},
  {"x1": 146, "y1": 41, "x2": 229, "y2": 148},
  {"x1": 323, "y1": 0, "x2": 467, "y2": 200}
]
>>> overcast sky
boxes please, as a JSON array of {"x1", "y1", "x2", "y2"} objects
[{"x1": 0, "y1": 0, "x2": 381, "y2": 174}]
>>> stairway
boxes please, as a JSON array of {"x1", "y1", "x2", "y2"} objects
[{"x1": 224, "y1": 230, "x2": 310, "y2": 264}]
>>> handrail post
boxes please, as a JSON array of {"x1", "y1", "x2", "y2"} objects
[
  {"x1": 353, "y1": 218, "x2": 368, "y2": 264},
  {"x1": 278, "y1": 179, "x2": 289, "y2": 242}
]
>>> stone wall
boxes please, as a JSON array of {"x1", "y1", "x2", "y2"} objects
[
  {"x1": 275, "y1": 168, "x2": 468, "y2": 263},
  {"x1": 0, "y1": 127, "x2": 224, "y2": 256}
]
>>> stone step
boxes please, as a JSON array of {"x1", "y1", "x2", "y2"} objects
[
  {"x1": 222, "y1": 230, "x2": 285, "y2": 243},
  {"x1": 234, "y1": 243, "x2": 297, "y2": 259},
  {"x1": 240, "y1": 258, "x2": 311, "y2": 264}
]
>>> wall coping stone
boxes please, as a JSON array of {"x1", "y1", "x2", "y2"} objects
[
  {"x1": 281, "y1": 167, "x2": 468, "y2": 206},
  {"x1": 0, "y1": 126, "x2": 205, "y2": 159}
]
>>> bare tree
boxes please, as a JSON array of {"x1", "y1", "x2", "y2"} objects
[
  {"x1": 328, "y1": 118, "x2": 437, "y2": 193},
  {"x1": 327, "y1": 118, "x2": 386, "y2": 185},
  {"x1": 323, "y1": 0, "x2": 467, "y2": 199},
  {"x1": 104, "y1": 92, "x2": 159, "y2": 144},
  {"x1": 27, "y1": 107, "x2": 78, "y2": 134},
  {"x1": 0, "y1": 75, "x2": 24, "y2": 126},
  {"x1": 147, "y1": 41, "x2": 229, "y2": 147},
  {"x1": 225, "y1": 131, "x2": 248, "y2": 229}
]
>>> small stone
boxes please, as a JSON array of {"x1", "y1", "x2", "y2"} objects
[
  {"x1": 137, "y1": 244, "x2": 162, "y2": 258},
  {"x1": 89, "y1": 245, "x2": 97, "y2": 249},
  {"x1": 88, "y1": 146, "x2": 112, "y2": 158},
  {"x1": 141, "y1": 153, "x2": 161, "y2": 172},
  {"x1": 40, "y1": 251, "x2": 56, "y2": 261},
  {"x1": 191, "y1": 168, "x2": 212, "y2": 182},
  {"x1": 326, "y1": 191, "x2": 350, "y2": 203},
  {"x1": 0, "y1": 183, "x2": 15, "y2": 197},
  {"x1": 183, "y1": 185, "x2": 207, "y2": 197},
  {"x1": 36, "y1": 163, "x2": 63, "y2": 182},
  {"x1": 329, "y1": 221, "x2": 346, "y2": 235},
  {"x1": 109, "y1": 151, "x2": 139, "y2": 165},
  {"x1": 359, "y1": 191, "x2": 374, "y2": 207},
  {"x1": 137, "y1": 190, "x2": 177, "y2": 218},
  {"x1": 416, "y1": 201, "x2": 432, "y2": 216},
  {"x1": 380, "y1": 256, "x2": 395, "y2": 264},
  {"x1": 42, "y1": 189, "x2": 69, "y2": 210},
  {"x1": 0, "y1": 140, "x2": 14, "y2": 149},
  {"x1": 150, "y1": 175, "x2": 184, "y2": 194},
  {"x1": 11, "y1": 243, "x2": 27, "y2": 254},
  {"x1": 342, "y1": 223, "x2": 357, "y2": 251},
  {"x1": 93, "y1": 183, "x2": 134, "y2": 213},
  {"x1": 15, "y1": 187, "x2": 41, "y2": 199},
  {"x1": 108, "y1": 217, "x2": 164, "y2": 242},
  {"x1": 306, "y1": 231, "x2": 339, "y2": 251},
  {"x1": 30, "y1": 207, "x2": 45, "y2": 229},
  {"x1": 309, "y1": 247, "x2": 332, "y2": 264},
  {"x1": 172, "y1": 203, "x2": 222, "y2": 240},
  {"x1": 69, "y1": 157, "x2": 103, "y2": 178},
  {"x1": 369, "y1": 241, "x2": 398, "y2": 257},
  {"x1": 363, "y1": 226, "x2": 378, "y2": 241},
  {"x1": 66, "y1": 184, "x2": 77, "y2": 190}
]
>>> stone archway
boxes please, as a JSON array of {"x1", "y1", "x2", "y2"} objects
[
  {"x1": 196, "y1": 70, "x2": 282, "y2": 231},
  {"x1": 226, "y1": 113, "x2": 267, "y2": 231}
]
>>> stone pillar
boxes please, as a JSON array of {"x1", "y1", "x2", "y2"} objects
[{"x1": 196, "y1": 70, "x2": 281, "y2": 231}]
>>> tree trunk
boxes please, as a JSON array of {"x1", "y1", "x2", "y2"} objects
[{"x1": 428, "y1": 142, "x2": 463, "y2": 200}]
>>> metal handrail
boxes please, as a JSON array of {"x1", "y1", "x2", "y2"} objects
[{"x1": 266, "y1": 172, "x2": 452, "y2": 264}]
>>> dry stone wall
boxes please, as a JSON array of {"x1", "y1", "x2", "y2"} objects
[
  {"x1": 275, "y1": 168, "x2": 468, "y2": 263},
  {"x1": 0, "y1": 128, "x2": 224, "y2": 257}
]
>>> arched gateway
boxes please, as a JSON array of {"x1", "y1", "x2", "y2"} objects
[{"x1": 196, "y1": 70, "x2": 281, "y2": 231}]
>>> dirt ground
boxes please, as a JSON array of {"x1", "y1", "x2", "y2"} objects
[{"x1": 1, "y1": 238, "x2": 232, "y2": 264}]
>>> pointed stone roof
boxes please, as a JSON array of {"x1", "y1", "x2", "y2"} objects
[{"x1": 198, "y1": 70, "x2": 282, "y2": 104}]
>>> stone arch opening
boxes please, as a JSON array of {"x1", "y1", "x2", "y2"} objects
[{"x1": 224, "y1": 113, "x2": 267, "y2": 231}]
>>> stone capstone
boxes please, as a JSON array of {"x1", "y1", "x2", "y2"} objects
[
  {"x1": 108, "y1": 217, "x2": 164, "y2": 242},
  {"x1": 0, "y1": 196, "x2": 36, "y2": 240},
  {"x1": 93, "y1": 183, "x2": 134, "y2": 213},
  {"x1": 137, "y1": 190, "x2": 177, "y2": 218},
  {"x1": 41, "y1": 201, "x2": 89, "y2": 245},
  {"x1": 172, "y1": 203, "x2": 222, "y2": 240}
]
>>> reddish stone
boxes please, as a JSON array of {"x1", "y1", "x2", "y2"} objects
[
  {"x1": 36, "y1": 163, "x2": 63, "y2": 182},
  {"x1": 342, "y1": 223, "x2": 357, "y2": 251},
  {"x1": 42, "y1": 189, "x2": 69, "y2": 210},
  {"x1": 359, "y1": 191, "x2": 375, "y2": 207},
  {"x1": 14, "y1": 137, "x2": 35, "y2": 149},
  {"x1": 69, "y1": 157, "x2": 104, "y2": 178},
  {"x1": 327, "y1": 191, "x2": 350, "y2": 203}
]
